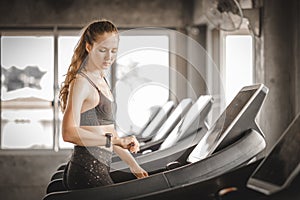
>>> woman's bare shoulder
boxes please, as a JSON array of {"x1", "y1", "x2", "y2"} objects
[
  {"x1": 71, "y1": 74, "x2": 90, "y2": 87},
  {"x1": 69, "y1": 75, "x2": 91, "y2": 96}
]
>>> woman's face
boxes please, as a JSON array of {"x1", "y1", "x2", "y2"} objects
[{"x1": 86, "y1": 32, "x2": 119, "y2": 71}]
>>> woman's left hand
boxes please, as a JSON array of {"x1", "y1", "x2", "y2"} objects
[
  {"x1": 127, "y1": 135, "x2": 140, "y2": 153},
  {"x1": 130, "y1": 166, "x2": 149, "y2": 179},
  {"x1": 113, "y1": 135, "x2": 140, "y2": 153}
]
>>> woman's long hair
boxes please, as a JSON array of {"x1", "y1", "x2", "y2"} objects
[{"x1": 59, "y1": 19, "x2": 118, "y2": 112}]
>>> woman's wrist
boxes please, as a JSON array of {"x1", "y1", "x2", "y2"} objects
[
  {"x1": 130, "y1": 164, "x2": 140, "y2": 170},
  {"x1": 111, "y1": 136, "x2": 121, "y2": 146}
]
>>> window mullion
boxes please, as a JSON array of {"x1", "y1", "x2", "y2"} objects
[{"x1": 53, "y1": 27, "x2": 59, "y2": 151}]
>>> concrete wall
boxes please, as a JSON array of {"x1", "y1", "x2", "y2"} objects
[
  {"x1": 294, "y1": 0, "x2": 300, "y2": 114},
  {"x1": 0, "y1": 0, "x2": 189, "y2": 28},
  {"x1": 0, "y1": 150, "x2": 71, "y2": 200},
  {"x1": 259, "y1": 0, "x2": 300, "y2": 152}
]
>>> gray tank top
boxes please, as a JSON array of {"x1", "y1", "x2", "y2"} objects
[{"x1": 79, "y1": 72, "x2": 116, "y2": 126}]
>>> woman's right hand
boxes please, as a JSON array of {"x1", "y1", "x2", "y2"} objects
[{"x1": 112, "y1": 135, "x2": 140, "y2": 153}]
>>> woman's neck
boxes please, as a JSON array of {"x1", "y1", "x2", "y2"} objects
[
  {"x1": 83, "y1": 64, "x2": 104, "y2": 79},
  {"x1": 89, "y1": 70, "x2": 104, "y2": 79}
]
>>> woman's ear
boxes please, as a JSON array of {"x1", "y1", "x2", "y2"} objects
[{"x1": 85, "y1": 43, "x2": 92, "y2": 53}]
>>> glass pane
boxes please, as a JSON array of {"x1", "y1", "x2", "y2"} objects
[
  {"x1": 225, "y1": 35, "x2": 253, "y2": 105},
  {"x1": 115, "y1": 35, "x2": 169, "y2": 135},
  {"x1": 58, "y1": 36, "x2": 79, "y2": 149},
  {"x1": 1, "y1": 36, "x2": 54, "y2": 101},
  {"x1": 1, "y1": 108, "x2": 53, "y2": 149},
  {"x1": 58, "y1": 36, "x2": 80, "y2": 85}
]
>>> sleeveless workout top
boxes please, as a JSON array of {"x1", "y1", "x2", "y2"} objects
[{"x1": 79, "y1": 72, "x2": 116, "y2": 126}]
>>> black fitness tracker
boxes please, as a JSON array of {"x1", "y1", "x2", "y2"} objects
[{"x1": 105, "y1": 133, "x2": 113, "y2": 148}]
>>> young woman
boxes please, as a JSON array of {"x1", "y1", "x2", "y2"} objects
[{"x1": 59, "y1": 19, "x2": 148, "y2": 190}]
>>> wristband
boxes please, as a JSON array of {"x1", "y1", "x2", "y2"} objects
[{"x1": 105, "y1": 133, "x2": 113, "y2": 148}]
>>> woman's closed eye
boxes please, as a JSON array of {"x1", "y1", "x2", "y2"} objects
[
  {"x1": 99, "y1": 48, "x2": 107, "y2": 53},
  {"x1": 99, "y1": 48, "x2": 118, "y2": 54}
]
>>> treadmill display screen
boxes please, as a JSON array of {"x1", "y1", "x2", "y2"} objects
[
  {"x1": 250, "y1": 115, "x2": 300, "y2": 186},
  {"x1": 217, "y1": 89, "x2": 257, "y2": 135},
  {"x1": 189, "y1": 87, "x2": 258, "y2": 161}
]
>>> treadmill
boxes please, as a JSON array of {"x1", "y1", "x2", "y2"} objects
[
  {"x1": 43, "y1": 84, "x2": 268, "y2": 200},
  {"x1": 247, "y1": 113, "x2": 300, "y2": 195},
  {"x1": 143, "y1": 113, "x2": 300, "y2": 200}
]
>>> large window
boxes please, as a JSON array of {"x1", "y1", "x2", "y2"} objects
[
  {"x1": 0, "y1": 29, "x2": 170, "y2": 149},
  {"x1": 1, "y1": 35, "x2": 54, "y2": 149}
]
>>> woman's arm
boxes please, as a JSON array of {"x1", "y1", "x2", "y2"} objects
[
  {"x1": 113, "y1": 145, "x2": 148, "y2": 178},
  {"x1": 111, "y1": 130, "x2": 149, "y2": 178}
]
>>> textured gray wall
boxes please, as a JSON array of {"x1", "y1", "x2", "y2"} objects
[
  {"x1": 0, "y1": 0, "x2": 190, "y2": 28},
  {"x1": 259, "y1": 0, "x2": 300, "y2": 152},
  {"x1": 295, "y1": 0, "x2": 300, "y2": 114},
  {"x1": 0, "y1": 150, "x2": 71, "y2": 200}
]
